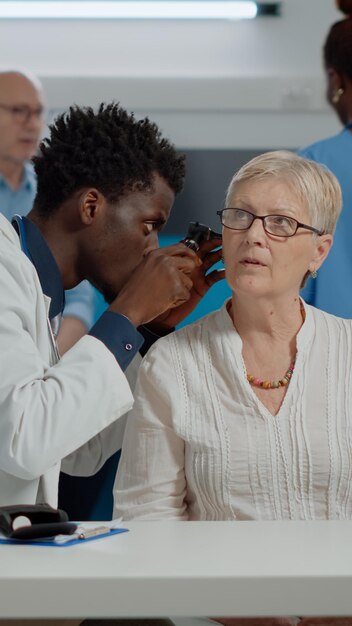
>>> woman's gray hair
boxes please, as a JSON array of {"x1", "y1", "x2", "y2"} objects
[{"x1": 225, "y1": 150, "x2": 342, "y2": 235}]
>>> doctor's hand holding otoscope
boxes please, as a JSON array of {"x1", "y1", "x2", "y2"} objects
[
  {"x1": 147, "y1": 220, "x2": 225, "y2": 331},
  {"x1": 109, "y1": 220, "x2": 224, "y2": 333}
]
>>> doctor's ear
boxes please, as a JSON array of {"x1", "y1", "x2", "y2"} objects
[{"x1": 79, "y1": 189, "x2": 104, "y2": 225}]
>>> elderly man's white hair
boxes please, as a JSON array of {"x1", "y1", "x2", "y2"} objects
[{"x1": 0, "y1": 69, "x2": 43, "y2": 91}]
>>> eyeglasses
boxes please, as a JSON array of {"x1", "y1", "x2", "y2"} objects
[
  {"x1": 0, "y1": 103, "x2": 45, "y2": 124},
  {"x1": 217, "y1": 208, "x2": 324, "y2": 238}
]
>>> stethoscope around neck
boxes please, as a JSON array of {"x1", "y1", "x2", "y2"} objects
[{"x1": 12, "y1": 215, "x2": 30, "y2": 259}]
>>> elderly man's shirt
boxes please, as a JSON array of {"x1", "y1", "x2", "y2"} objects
[{"x1": 0, "y1": 162, "x2": 36, "y2": 219}]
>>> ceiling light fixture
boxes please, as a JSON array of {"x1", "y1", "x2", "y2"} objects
[{"x1": 0, "y1": 1, "x2": 260, "y2": 20}]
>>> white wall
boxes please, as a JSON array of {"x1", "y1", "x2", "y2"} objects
[{"x1": 0, "y1": 0, "x2": 343, "y2": 148}]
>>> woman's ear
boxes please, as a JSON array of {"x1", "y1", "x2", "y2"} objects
[{"x1": 309, "y1": 234, "x2": 333, "y2": 273}]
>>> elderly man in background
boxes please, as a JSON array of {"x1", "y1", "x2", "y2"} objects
[{"x1": 0, "y1": 69, "x2": 95, "y2": 354}]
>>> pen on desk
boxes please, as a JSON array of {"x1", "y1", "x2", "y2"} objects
[{"x1": 77, "y1": 526, "x2": 111, "y2": 540}]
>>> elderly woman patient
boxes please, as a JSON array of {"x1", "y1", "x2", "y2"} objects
[{"x1": 114, "y1": 151, "x2": 352, "y2": 625}]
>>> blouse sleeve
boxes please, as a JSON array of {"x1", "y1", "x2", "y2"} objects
[{"x1": 113, "y1": 339, "x2": 188, "y2": 521}]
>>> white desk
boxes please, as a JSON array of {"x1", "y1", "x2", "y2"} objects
[{"x1": 1, "y1": 521, "x2": 352, "y2": 619}]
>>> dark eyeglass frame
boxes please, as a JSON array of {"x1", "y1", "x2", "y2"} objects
[
  {"x1": 216, "y1": 208, "x2": 324, "y2": 238},
  {"x1": 0, "y1": 103, "x2": 45, "y2": 124}
]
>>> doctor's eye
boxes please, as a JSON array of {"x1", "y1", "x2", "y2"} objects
[{"x1": 144, "y1": 220, "x2": 165, "y2": 234}]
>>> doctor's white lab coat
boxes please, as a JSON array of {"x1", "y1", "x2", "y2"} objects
[{"x1": 0, "y1": 213, "x2": 134, "y2": 507}]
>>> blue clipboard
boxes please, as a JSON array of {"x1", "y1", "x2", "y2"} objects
[{"x1": 0, "y1": 527, "x2": 128, "y2": 547}]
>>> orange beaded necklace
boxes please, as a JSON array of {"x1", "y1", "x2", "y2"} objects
[
  {"x1": 247, "y1": 362, "x2": 295, "y2": 390},
  {"x1": 246, "y1": 301, "x2": 305, "y2": 391}
]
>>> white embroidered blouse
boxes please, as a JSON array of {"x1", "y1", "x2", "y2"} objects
[{"x1": 114, "y1": 301, "x2": 352, "y2": 521}]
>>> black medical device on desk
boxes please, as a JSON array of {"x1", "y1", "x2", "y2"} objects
[{"x1": 0, "y1": 503, "x2": 77, "y2": 540}]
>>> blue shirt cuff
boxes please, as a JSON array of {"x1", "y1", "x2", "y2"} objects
[{"x1": 89, "y1": 311, "x2": 144, "y2": 371}]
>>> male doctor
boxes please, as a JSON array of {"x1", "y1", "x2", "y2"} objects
[{"x1": 0, "y1": 102, "x2": 223, "y2": 508}]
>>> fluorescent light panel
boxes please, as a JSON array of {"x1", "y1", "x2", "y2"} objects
[{"x1": 0, "y1": 1, "x2": 258, "y2": 19}]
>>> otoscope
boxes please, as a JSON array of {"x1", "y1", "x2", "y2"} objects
[{"x1": 182, "y1": 221, "x2": 222, "y2": 252}]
